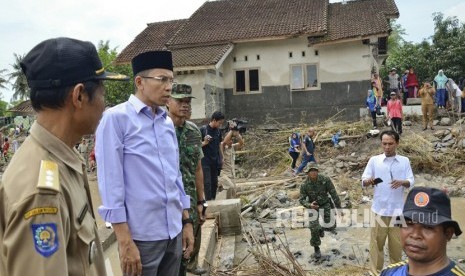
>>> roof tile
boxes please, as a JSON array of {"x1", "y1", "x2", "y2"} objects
[
  {"x1": 310, "y1": 0, "x2": 398, "y2": 44},
  {"x1": 116, "y1": 0, "x2": 398, "y2": 66},
  {"x1": 168, "y1": 0, "x2": 328, "y2": 46},
  {"x1": 116, "y1": 19, "x2": 187, "y2": 64}
]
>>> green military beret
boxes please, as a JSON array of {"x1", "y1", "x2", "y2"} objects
[
  {"x1": 171, "y1": 83, "x2": 195, "y2": 99},
  {"x1": 305, "y1": 162, "x2": 319, "y2": 172}
]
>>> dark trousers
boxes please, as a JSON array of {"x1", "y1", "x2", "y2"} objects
[
  {"x1": 295, "y1": 153, "x2": 316, "y2": 174},
  {"x1": 288, "y1": 151, "x2": 299, "y2": 169},
  {"x1": 131, "y1": 233, "x2": 182, "y2": 276},
  {"x1": 370, "y1": 111, "x2": 377, "y2": 127},
  {"x1": 391, "y1": 117, "x2": 402, "y2": 134},
  {"x1": 202, "y1": 163, "x2": 219, "y2": 200}
]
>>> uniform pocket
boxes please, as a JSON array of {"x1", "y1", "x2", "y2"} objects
[{"x1": 77, "y1": 212, "x2": 97, "y2": 270}]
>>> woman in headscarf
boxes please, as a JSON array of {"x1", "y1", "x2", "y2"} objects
[
  {"x1": 434, "y1": 69, "x2": 449, "y2": 109},
  {"x1": 405, "y1": 67, "x2": 419, "y2": 99},
  {"x1": 288, "y1": 132, "x2": 301, "y2": 171},
  {"x1": 366, "y1": 84, "x2": 378, "y2": 129}
]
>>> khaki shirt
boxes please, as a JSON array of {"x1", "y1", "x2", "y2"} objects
[
  {"x1": 222, "y1": 145, "x2": 235, "y2": 178},
  {"x1": 418, "y1": 86, "x2": 435, "y2": 105},
  {"x1": 0, "y1": 122, "x2": 106, "y2": 276}
]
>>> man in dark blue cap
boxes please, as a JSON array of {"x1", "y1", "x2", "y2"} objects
[
  {"x1": 96, "y1": 51, "x2": 194, "y2": 276},
  {"x1": 0, "y1": 37, "x2": 129, "y2": 276},
  {"x1": 381, "y1": 187, "x2": 464, "y2": 276}
]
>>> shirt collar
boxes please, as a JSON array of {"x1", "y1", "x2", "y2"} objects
[
  {"x1": 29, "y1": 122, "x2": 83, "y2": 174},
  {"x1": 128, "y1": 94, "x2": 167, "y2": 118},
  {"x1": 382, "y1": 153, "x2": 399, "y2": 162}
]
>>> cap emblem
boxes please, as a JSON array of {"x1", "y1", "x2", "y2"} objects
[{"x1": 414, "y1": 192, "x2": 429, "y2": 207}]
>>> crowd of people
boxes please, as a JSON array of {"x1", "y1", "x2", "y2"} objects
[
  {"x1": 366, "y1": 68, "x2": 465, "y2": 133},
  {"x1": 0, "y1": 36, "x2": 463, "y2": 276}
]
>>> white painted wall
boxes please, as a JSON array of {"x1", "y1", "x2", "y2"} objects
[
  {"x1": 175, "y1": 37, "x2": 375, "y2": 118},
  {"x1": 221, "y1": 37, "x2": 372, "y2": 89},
  {"x1": 174, "y1": 72, "x2": 207, "y2": 119},
  {"x1": 318, "y1": 41, "x2": 372, "y2": 82},
  {"x1": 174, "y1": 69, "x2": 226, "y2": 119}
]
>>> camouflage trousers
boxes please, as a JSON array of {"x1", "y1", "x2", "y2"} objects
[
  {"x1": 308, "y1": 203, "x2": 336, "y2": 247},
  {"x1": 179, "y1": 207, "x2": 201, "y2": 276}
]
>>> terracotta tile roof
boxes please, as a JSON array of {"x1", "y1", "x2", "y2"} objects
[
  {"x1": 172, "y1": 44, "x2": 233, "y2": 69},
  {"x1": 167, "y1": 0, "x2": 328, "y2": 46},
  {"x1": 115, "y1": 19, "x2": 187, "y2": 64},
  {"x1": 116, "y1": 0, "x2": 398, "y2": 67},
  {"x1": 8, "y1": 100, "x2": 35, "y2": 115},
  {"x1": 310, "y1": 0, "x2": 399, "y2": 44}
]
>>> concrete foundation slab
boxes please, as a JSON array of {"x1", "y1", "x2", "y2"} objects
[
  {"x1": 206, "y1": 199, "x2": 242, "y2": 235},
  {"x1": 197, "y1": 217, "x2": 219, "y2": 275},
  {"x1": 406, "y1": 98, "x2": 422, "y2": 105},
  {"x1": 212, "y1": 235, "x2": 237, "y2": 272}
]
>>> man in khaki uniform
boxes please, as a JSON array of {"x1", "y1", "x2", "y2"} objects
[
  {"x1": 219, "y1": 121, "x2": 244, "y2": 197},
  {"x1": 0, "y1": 37, "x2": 129, "y2": 276}
]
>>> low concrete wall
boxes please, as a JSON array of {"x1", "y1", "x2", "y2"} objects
[
  {"x1": 359, "y1": 105, "x2": 423, "y2": 118},
  {"x1": 206, "y1": 199, "x2": 242, "y2": 236},
  {"x1": 197, "y1": 216, "x2": 219, "y2": 275}
]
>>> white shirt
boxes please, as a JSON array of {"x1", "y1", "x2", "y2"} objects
[
  {"x1": 361, "y1": 153, "x2": 414, "y2": 216},
  {"x1": 452, "y1": 83, "x2": 462, "y2": 97}
]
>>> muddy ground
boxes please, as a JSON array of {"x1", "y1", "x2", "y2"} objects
[{"x1": 228, "y1": 117, "x2": 465, "y2": 275}]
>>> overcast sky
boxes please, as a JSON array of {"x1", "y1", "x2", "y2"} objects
[{"x1": 0, "y1": 0, "x2": 464, "y2": 102}]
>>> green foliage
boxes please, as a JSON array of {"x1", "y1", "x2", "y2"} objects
[
  {"x1": 0, "y1": 69, "x2": 9, "y2": 100},
  {"x1": 383, "y1": 13, "x2": 465, "y2": 84},
  {"x1": 387, "y1": 21, "x2": 406, "y2": 52},
  {"x1": 5, "y1": 41, "x2": 133, "y2": 106},
  {"x1": 0, "y1": 69, "x2": 9, "y2": 89},
  {"x1": 0, "y1": 100, "x2": 9, "y2": 116},
  {"x1": 97, "y1": 40, "x2": 133, "y2": 107},
  {"x1": 8, "y1": 53, "x2": 30, "y2": 102}
]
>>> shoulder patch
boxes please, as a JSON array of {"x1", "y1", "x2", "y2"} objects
[
  {"x1": 24, "y1": 207, "x2": 58, "y2": 219},
  {"x1": 452, "y1": 264, "x2": 465, "y2": 276},
  {"x1": 386, "y1": 260, "x2": 407, "y2": 269},
  {"x1": 31, "y1": 223, "x2": 59, "y2": 257},
  {"x1": 37, "y1": 160, "x2": 60, "y2": 192}
]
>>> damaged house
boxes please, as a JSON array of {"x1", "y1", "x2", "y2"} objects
[{"x1": 116, "y1": 0, "x2": 398, "y2": 124}]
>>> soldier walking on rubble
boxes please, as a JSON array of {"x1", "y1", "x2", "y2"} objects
[{"x1": 299, "y1": 162, "x2": 341, "y2": 259}]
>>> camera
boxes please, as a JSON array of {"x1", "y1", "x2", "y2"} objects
[{"x1": 228, "y1": 118, "x2": 248, "y2": 134}]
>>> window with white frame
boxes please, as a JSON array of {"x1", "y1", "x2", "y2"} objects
[
  {"x1": 234, "y1": 68, "x2": 260, "y2": 94},
  {"x1": 290, "y1": 64, "x2": 319, "y2": 90}
]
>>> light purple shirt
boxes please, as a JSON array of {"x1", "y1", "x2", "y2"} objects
[{"x1": 96, "y1": 95, "x2": 190, "y2": 241}]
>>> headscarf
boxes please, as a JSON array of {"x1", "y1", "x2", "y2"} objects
[
  {"x1": 289, "y1": 132, "x2": 301, "y2": 149},
  {"x1": 367, "y1": 89, "x2": 376, "y2": 103},
  {"x1": 406, "y1": 70, "x2": 418, "y2": 87},
  {"x1": 434, "y1": 70, "x2": 448, "y2": 89}
]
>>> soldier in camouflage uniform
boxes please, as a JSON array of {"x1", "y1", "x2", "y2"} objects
[
  {"x1": 299, "y1": 162, "x2": 341, "y2": 259},
  {"x1": 167, "y1": 84, "x2": 207, "y2": 276}
]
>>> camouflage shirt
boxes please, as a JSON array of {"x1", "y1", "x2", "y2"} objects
[
  {"x1": 299, "y1": 174, "x2": 341, "y2": 208},
  {"x1": 176, "y1": 121, "x2": 204, "y2": 220}
]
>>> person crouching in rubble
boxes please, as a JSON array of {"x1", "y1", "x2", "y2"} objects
[{"x1": 299, "y1": 162, "x2": 342, "y2": 260}]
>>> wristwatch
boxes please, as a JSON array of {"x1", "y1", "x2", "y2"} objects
[
  {"x1": 182, "y1": 218, "x2": 193, "y2": 226},
  {"x1": 197, "y1": 199, "x2": 208, "y2": 216}
]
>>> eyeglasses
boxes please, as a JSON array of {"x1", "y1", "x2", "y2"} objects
[{"x1": 141, "y1": 76, "x2": 176, "y2": 86}]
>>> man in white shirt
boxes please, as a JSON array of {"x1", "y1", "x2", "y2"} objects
[{"x1": 361, "y1": 130, "x2": 414, "y2": 275}]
